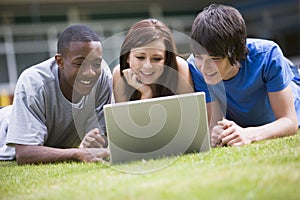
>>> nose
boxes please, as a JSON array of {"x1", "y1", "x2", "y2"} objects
[
  {"x1": 200, "y1": 57, "x2": 214, "y2": 72},
  {"x1": 81, "y1": 63, "x2": 97, "y2": 77},
  {"x1": 143, "y1": 58, "x2": 152, "y2": 68}
]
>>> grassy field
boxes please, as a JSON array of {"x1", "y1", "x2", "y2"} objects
[{"x1": 1, "y1": 133, "x2": 300, "y2": 200}]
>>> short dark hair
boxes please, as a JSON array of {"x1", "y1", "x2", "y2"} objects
[
  {"x1": 191, "y1": 4, "x2": 248, "y2": 65},
  {"x1": 57, "y1": 24, "x2": 100, "y2": 55}
]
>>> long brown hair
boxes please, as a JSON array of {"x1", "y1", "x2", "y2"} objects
[{"x1": 120, "y1": 19, "x2": 179, "y2": 101}]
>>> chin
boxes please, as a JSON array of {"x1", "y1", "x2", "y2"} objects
[
  {"x1": 73, "y1": 87, "x2": 93, "y2": 97},
  {"x1": 142, "y1": 78, "x2": 159, "y2": 85},
  {"x1": 205, "y1": 79, "x2": 222, "y2": 86}
]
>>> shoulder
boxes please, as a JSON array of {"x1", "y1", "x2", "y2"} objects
[
  {"x1": 175, "y1": 56, "x2": 194, "y2": 93},
  {"x1": 246, "y1": 38, "x2": 282, "y2": 56},
  {"x1": 112, "y1": 64, "x2": 121, "y2": 77},
  {"x1": 245, "y1": 38, "x2": 286, "y2": 68},
  {"x1": 112, "y1": 64, "x2": 127, "y2": 87},
  {"x1": 97, "y1": 60, "x2": 113, "y2": 89},
  {"x1": 112, "y1": 64, "x2": 122, "y2": 84},
  {"x1": 176, "y1": 56, "x2": 189, "y2": 74},
  {"x1": 101, "y1": 60, "x2": 113, "y2": 80},
  {"x1": 111, "y1": 64, "x2": 127, "y2": 102},
  {"x1": 176, "y1": 56, "x2": 188, "y2": 67},
  {"x1": 15, "y1": 58, "x2": 57, "y2": 95},
  {"x1": 19, "y1": 58, "x2": 56, "y2": 82}
]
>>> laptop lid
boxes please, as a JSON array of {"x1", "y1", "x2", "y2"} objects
[{"x1": 104, "y1": 92, "x2": 210, "y2": 164}]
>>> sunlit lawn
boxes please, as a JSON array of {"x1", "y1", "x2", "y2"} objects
[{"x1": 1, "y1": 132, "x2": 300, "y2": 200}]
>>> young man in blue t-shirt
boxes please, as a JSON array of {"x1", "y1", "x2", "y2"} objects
[{"x1": 188, "y1": 4, "x2": 299, "y2": 147}]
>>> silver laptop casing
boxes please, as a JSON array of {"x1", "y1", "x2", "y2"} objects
[{"x1": 104, "y1": 92, "x2": 210, "y2": 164}]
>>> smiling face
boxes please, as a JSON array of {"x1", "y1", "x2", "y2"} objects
[
  {"x1": 56, "y1": 41, "x2": 102, "y2": 102},
  {"x1": 194, "y1": 54, "x2": 239, "y2": 85},
  {"x1": 127, "y1": 39, "x2": 166, "y2": 85}
]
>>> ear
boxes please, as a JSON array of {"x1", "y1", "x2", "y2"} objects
[{"x1": 55, "y1": 54, "x2": 64, "y2": 69}]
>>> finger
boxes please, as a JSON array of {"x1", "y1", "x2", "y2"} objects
[
  {"x1": 218, "y1": 118, "x2": 233, "y2": 126},
  {"x1": 123, "y1": 70, "x2": 140, "y2": 88},
  {"x1": 80, "y1": 138, "x2": 93, "y2": 148},
  {"x1": 132, "y1": 74, "x2": 141, "y2": 84},
  {"x1": 88, "y1": 129, "x2": 106, "y2": 146},
  {"x1": 122, "y1": 69, "x2": 131, "y2": 75},
  {"x1": 222, "y1": 119, "x2": 234, "y2": 128},
  {"x1": 219, "y1": 126, "x2": 235, "y2": 139},
  {"x1": 122, "y1": 70, "x2": 131, "y2": 82},
  {"x1": 85, "y1": 128, "x2": 99, "y2": 137},
  {"x1": 221, "y1": 131, "x2": 238, "y2": 145},
  {"x1": 231, "y1": 141, "x2": 245, "y2": 147},
  {"x1": 79, "y1": 142, "x2": 85, "y2": 148},
  {"x1": 212, "y1": 125, "x2": 224, "y2": 135},
  {"x1": 91, "y1": 128, "x2": 100, "y2": 134},
  {"x1": 81, "y1": 136, "x2": 103, "y2": 148},
  {"x1": 210, "y1": 138, "x2": 219, "y2": 147},
  {"x1": 86, "y1": 136, "x2": 105, "y2": 148},
  {"x1": 94, "y1": 134, "x2": 106, "y2": 146},
  {"x1": 227, "y1": 137, "x2": 242, "y2": 146}
]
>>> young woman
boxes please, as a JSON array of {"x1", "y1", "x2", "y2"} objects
[{"x1": 112, "y1": 19, "x2": 193, "y2": 102}]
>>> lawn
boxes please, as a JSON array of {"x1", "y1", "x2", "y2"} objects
[{"x1": 1, "y1": 132, "x2": 300, "y2": 200}]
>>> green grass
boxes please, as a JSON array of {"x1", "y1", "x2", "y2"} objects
[{"x1": 1, "y1": 132, "x2": 300, "y2": 200}]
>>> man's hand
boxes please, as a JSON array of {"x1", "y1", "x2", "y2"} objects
[
  {"x1": 211, "y1": 123, "x2": 227, "y2": 147},
  {"x1": 217, "y1": 119, "x2": 252, "y2": 147},
  {"x1": 75, "y1": 148, "x2": 110, "y2": 163},
  {"x1": 79, "y1": 128, "x2": 106, "y2": 148}
]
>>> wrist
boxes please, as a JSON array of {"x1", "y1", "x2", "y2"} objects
[
  {"x1": 139, "y1": 85, "x2": 153, "y2": 99},
  {"x1": 73, "y1": 148, "x2": 82, "y2": 161}
]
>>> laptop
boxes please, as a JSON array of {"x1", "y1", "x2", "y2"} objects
[{"x1": 104, "y1": 92, "x2": 210, "y2": 164}]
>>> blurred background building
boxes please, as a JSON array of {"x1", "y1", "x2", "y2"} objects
[{"x1": 0, "y1": 0, "x2": 299, "y2": 106}]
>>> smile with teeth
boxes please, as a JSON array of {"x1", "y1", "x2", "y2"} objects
[
  {"x1": 140, "y1": 71, "x2": 154, "y2": 75},
  {"x1": 79, "y1": 80, "x2": 92, "y2": 85}
]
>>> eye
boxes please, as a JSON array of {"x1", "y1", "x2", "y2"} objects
[
  {"x1": 152, "y1": 57, "x2": 163, "y2": 61},
  {"x1": 136, "y1": 56, "x2": 145, "y2": 60},
  {"x1": 93, "y1": 59, "x2": 102, "y2": 68},
  {"x1": 194, "y1": 55, "x2": 203, "y2": 60},
  {"x1": 211, "y1": 57, "x2": 223, "y2": 61},
  {"x1": 74, "y1": 62, "x2": 83, "y2": 68},
  {"x1": 93, "y1": 62, "x2": 102, "y2": 69}
]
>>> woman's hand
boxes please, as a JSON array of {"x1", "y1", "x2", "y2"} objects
[{"x1": 122, "y1": 69, "x2": 153, "y2": 99}]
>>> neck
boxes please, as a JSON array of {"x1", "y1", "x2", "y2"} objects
[
  {"x1": 58, "y1": 69, "x2": 82, "y2": 103},
  {"x1": 224, "y1": 63, "x2": 240, "y2": 81}
]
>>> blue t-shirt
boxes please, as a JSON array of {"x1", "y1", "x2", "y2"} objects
[{"x1": 188, "y1": 38, "x2": 298, "y2": 127}]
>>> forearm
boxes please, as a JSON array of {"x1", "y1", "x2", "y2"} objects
[
  {"x1": 246, "y1": 117, "x2": 298, "y2": 143},
  {"x1": 15, "y1": 145, "x2": 80, "y2": 165}
]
